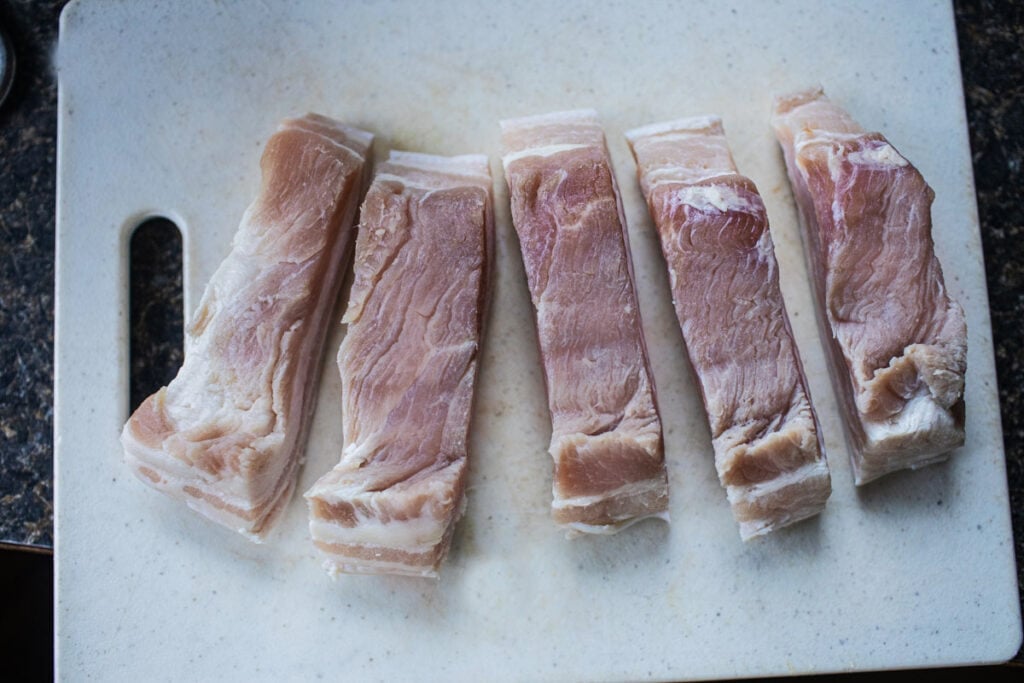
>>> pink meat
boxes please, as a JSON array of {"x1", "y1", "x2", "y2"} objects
[
  {"x1": 772, "y1": 87, "x2": 967, "y2": 485},
  {"x1": 501, "y1": 110, "x2": 669, "y2": 534},
  {"x1": 304, "y1": 151, "x2": 493, "y2": 577},
  {"x1": 627, "y1": 116, "x2": 830, "y2": 539},
  {"x1": 120, "y1": 115, "x2": 373, "y2": 538}
]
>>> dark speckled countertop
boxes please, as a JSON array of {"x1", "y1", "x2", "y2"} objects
[
  {"x1": 0, "y1": 0, "x2": 60, "y2": 549},
  {"x1": 0, "y1": 0, "x2": 1021, "y2": 665}
]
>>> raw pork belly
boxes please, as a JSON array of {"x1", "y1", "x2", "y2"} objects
[
  {"x1": 121, "y1": 114, "x2": 373, "y2": 538},
  {"x1": 501, "y1": 110, "x2": 669, "y2": 534},
  {"x1": 772, "y1": 87, "x2": 967, "y2": 485},
  {"x1": 305, "y1": 151, "x2": 493, "y2": 577},
  {"x1": 626, "y1": 117, "x2": 830, "y2": 539}
]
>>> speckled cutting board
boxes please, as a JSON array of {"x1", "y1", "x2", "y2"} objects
[{"x1": 54, "y1": 0, "x2": 1021, "y2": 680}]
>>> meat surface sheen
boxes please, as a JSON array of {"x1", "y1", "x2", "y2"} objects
[
  {"x1": 772, "y1": 87, "x2": 967, "y2": 485},
  {"x1": 501, "y1": 110, "x2": 669, "y2": 535},
  {"x1": 627, "y1": 116, "x2": 831, "y2": 539},
  {"x1": 305, "y1": 151, "x2": 493, "y2": 577},
  {"x1": 121, "y1": 115, "x2": 373, "y2": 538}
]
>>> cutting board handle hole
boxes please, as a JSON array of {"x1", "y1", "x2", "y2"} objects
[{"x1": 129, "y1": 217, "x2": 184, "y2": 412}]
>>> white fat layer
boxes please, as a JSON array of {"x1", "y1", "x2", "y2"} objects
[
  {"x1": 305, "y1": 459, "x2": 464, "y2": 551},
  {"x1": 289, "y1": 133, "x2": 367, "y2": 160},
  {"x1": 563, "y1": 510, "x2": 670, "y2": 537},
  {"x1": 370, "y1": 173, "x2": 459, "y2": 193},
  {"x1": 374, "y1": 152, "x2": 492, "y2": 195},
  {"x1": 847, "y1": 143, "x2": 908, "y2": 167},
  {"x1": 670, "y1": 183, "x2": 759, "y2": 213},
  {"x1": 861, "y1": 392, "x2": 958, "y2": 447},
  {"x1": 825, "y1": 140, "x2": 910, "y2": 185},
  {"x1": 624, "y1": 115, "x2": 722, "y2": 142},
  {"x1": 124, "y1": 431, "x2": 301, "y2": 539},
  {"x1": 281, "y1": 118, "x2": 374, "y2": 157},
  {"x1": 387, "y1": 150, "x2": 490, "y2": 179},
  {"x1": 794, "y1": 130, "x2": 864, "y2": 156},
  {"x1": 323, "y1": 558, "x2": 438, "y2": 579},
  {"x1": 124, "y1": 435, "x2": 254, "y2": 511},
  {"x1": 501, "y1": 142, "x2": 590, "y2": 167},
  {"x1": 499, "y1": 108, "x2": 599, "y2": 133},
  {"x1": 309, "y1": 515, "x2": 446, "y2": 552},
  {"x1": 726, "y1": 459, "x2": 831, "y2": 540},
  {"x1": 642, "y1": 167, "x2": 735, "y2": 188},
  {"x1": 726, "y1": 459, "x2": 829, "y2": 505},
  {"x1": 551, "y1": 479, "x2": 665, "y2": 510}
]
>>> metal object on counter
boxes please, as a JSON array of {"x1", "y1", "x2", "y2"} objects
[{"x1": 0, "y1": 25, "x2": 14, "y2": 108}]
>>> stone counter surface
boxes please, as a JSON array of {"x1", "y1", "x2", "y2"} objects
[
  {"x1": 0, "y1": 0, "x2": 1021, "y2": 665},
  {"x1": 0, "y1": 0, "x2": 59, "y2": 549}
]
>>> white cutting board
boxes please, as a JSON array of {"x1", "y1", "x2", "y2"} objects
[{"x1": 55, "y1": 0, "x2": 1021, "y2": 680}]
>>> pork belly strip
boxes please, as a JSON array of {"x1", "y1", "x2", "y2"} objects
[
  {"x1": 121, "y1": 115, "x2": 373, "y2": 538},
  {"x1": 501, "y1": 110, "x2": 669, "y2": 534},
  {"x1": 626, "y1": 117, "x2": 830, "y2": 539},
  {"x1": 772, "y1": 87, "x2": 967, "y2": 485},
  {"x1": 305, "y1": 151, "x2": 493, "y2": 578}
]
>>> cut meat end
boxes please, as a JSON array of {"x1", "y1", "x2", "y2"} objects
[
  {"x1": 771, "y1": 86, "x2": 967, "y2": 485},
  {"x1": 626, "y1": 116, "x2": 830, "y2": 539},
  {"x1": 501, "y1": 109, "x2": 669, "y2": 535},
  {"x1": 306, "y1": 460, "x2": 467, "y2": 578},
  {"x1": 120, "y1": 114, "x2": 373, "y2": 539},
  {"x1": 305, "y1": 150, "x2": 493, "y2": 577}
]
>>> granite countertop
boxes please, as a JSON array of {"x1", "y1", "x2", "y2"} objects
[
  {"x1": 0, "y1": 0, "x2": 1021, "y2": 662},
  {"x1": 0, "y1": 0, "x2": 59, "y2": 549}
]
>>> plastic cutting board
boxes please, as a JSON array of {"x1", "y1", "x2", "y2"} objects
[{"x1": 55, "y1": 1, "x2": 1021, "y2": 679}]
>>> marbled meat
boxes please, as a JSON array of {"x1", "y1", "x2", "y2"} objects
[
  {"x1": 121, "y1": 114, "x2": 373, "y2": 539},
  {"x1": 772, "y1": 87, "x2": 967, "y2": 485},
  {"x1": 501, "y1": 109, "x2": 669, "y2": 535},
  {"x1": 305, "y1": 151, "x2": 493, "y2": 577},
  {"x1": 627, "y1": 116, "x2": 830, "y2": 539}
]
